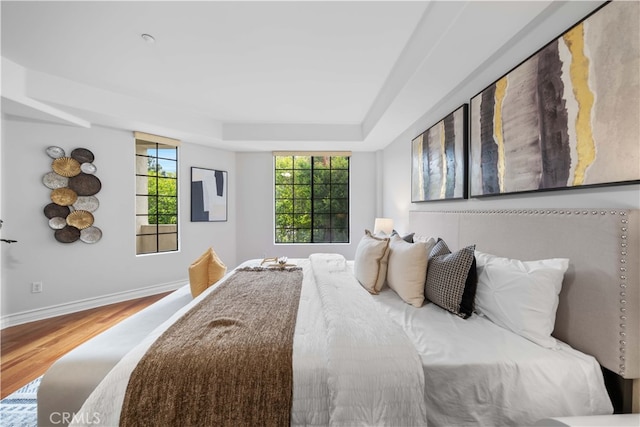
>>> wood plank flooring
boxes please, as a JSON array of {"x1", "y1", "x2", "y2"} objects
[{"x1": 0, "y1": 292, "x2": 171, "y2": 399}]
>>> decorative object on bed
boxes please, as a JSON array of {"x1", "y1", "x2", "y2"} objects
[
  {"x1": 120, "y1": 268, "x2": 303, "y2": 427},
  {"x1": 386, "y1": 234, "x2": 435, "y2": 307},
  {"x1": 257, "y1": 256, "x2": 298, "y2": 269},
  {"x1": 373, "y1": 217, "x2": 394, "y2": 235},
  {"x1": 425, "y1": 238, "x2": 477, "y2": 318},
  {"x1": 43, "y1": 146, "x2": 102, "y2": 244},
  {"x1": 188, "y1": 247, "x2": 227, "y2": 297},
  {"x1": 353, "y1": 230, "x2": 390, "y2": 294},
  {"x1": 469, "y1": 1, "x2": 640, "y2": 197},
  {"x1": 411, "y1": 103, "x2": 468, "y2": 202},
  {"x1": 190, "y1": 167, "x2": 228, "y2": 222},
  {"x1": 474, "y1": 251, "x2": 569, "y2": 349},
  {"x1": 260, "y1": 256, "x2": 297, "y2": 269}
]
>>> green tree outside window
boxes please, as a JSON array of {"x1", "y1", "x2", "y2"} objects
[{"x1": 275, "y1": 155, "x2": 349, "y2": 243}]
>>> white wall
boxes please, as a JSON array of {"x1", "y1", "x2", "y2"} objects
[
  {"x1": 4, "y1": 0, "x2": 639, "y2": 324},
  {"x1": 236, "y1": 151, "x2": 377, "y2": 262},
  {"x1": 0, "y1": 118, "x2": 236, "y2": 323},
  {"x1": 381, "y1": 0, "x2": 640, "y2": 233}
]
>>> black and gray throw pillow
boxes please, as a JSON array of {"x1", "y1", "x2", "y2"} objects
[
  {"x1": 425, "y1": 238, "x2": 477, "y2": 318},
  {"x1": 391, "y1": 230, "x2": 415, "y2": 243}
]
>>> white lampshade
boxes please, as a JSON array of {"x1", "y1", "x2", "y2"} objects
[{"x1": 373, "y1": 218, "x2": 394, "y2": 235}]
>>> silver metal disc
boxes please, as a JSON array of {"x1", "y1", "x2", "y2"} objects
[
  {"x1": 80, "y1": 162, "x2": 97, "y2": 174},
  {"x1": 46, "y1": 146, "x2": 66, "y2": 159},
  {"x1": 72, "y1": 196, "x2": 99, "y2": 212},
  {"x1": 43, "y1": 172, "x2": 69, "y2": 189},
  {"x1": 80, "y1": 226, "x2": 102, "y2": 243},
  {"x1": 48, "y1": 217, "x2": 67, "y2": 229}
]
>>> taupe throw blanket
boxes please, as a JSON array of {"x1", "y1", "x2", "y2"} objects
[{"x1": 120, "y1": 268, "x2": 303, "y2": 427}]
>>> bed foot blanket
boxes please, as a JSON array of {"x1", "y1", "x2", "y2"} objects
[
  {"x1": 119, "y1": 268, "x2": 303, "y2": 427},
  {"x1": 309, "y1": 254, "x2": 427, "y2": 426}
]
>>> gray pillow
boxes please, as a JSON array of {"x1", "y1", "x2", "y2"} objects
[{"x1": 425, "y1": 239, "x2": 477, "y2": 318}]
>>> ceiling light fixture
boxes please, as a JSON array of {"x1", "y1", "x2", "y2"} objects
[{"x1": 141, "y1": 33, "x2": 155, "y2": 44}]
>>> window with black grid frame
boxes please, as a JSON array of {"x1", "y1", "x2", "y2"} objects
[
  {"x1": 274, "y1": 154, "x2": 350, "y2": 244},
  {"x1": 135, "y1": 133, "x2": 179, "y2": 255}
]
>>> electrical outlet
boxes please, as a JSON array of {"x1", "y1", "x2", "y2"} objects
[{"x1": 31, "y1": 281, "x2": 43, "y2": 293}]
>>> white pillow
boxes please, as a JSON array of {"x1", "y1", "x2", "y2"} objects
[
  {"x1": 474, "y1": 251, "x2": 569, "y2": 348},
  {"x1": 353, "y1": 230, "x2": 390, "y2": 294},
  {"x1": 386, "y1": 234, "x2": 436, "y2": 307}
]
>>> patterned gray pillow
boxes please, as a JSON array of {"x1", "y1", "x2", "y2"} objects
[{"x1": 425, "y1": 239, "x2": 477, "y2": 318}]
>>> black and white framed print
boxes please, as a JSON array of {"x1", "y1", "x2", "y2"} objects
[{"x1": 191, "y1": 167, "x2": 227, "y2": 222}]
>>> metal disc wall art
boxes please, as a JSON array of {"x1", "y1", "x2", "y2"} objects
[
  {"x1": 72, "y1": 196, "x2": 99, "y2": 212},
  {"x1": 52, "y1": 157, "x2": 81, "y2": 177},
  {"x1": 68, "y1": 174, "x2": 101, "y2": 196},
  {"x1": 44, "y1": 203, "x2": 70, "y2": 219},
  {"x1": 43, "y1": 146, "x2": 102, "y2": 244},
  {"x1": 46, "y1": 146, "x2": 65, "y2": 159},
  {"x1": 43, "y1": 172, "x2": 69, "y2": 189}
]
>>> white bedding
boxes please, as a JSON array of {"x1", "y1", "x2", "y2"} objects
[
  {"x1": 372, "y1": 286, "x2": 613, "y2": 426},
  {"x1": 71, "y1": 256, "x2": 612, "y2": 427}
]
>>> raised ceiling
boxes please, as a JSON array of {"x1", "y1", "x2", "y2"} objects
[{"x1": 2, "y1": 1, "x2": 580, "y2": 151}]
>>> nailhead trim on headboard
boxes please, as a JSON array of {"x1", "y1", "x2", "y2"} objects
[{"x1": 619, "y1": 211, "x2": 629, "y2": 376}]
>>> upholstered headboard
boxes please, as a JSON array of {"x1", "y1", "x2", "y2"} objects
[{"x1": 409, "y1": 209, "x2": 639, "y2": 386}]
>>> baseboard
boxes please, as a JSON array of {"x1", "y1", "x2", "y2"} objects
[{"x1": 1, "y1": 279, "x2": 186, "y2": 329}]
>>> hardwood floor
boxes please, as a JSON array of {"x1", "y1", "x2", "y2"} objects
[{"x1": 0, "y1": 292, "x2": 171, "y2": 399}]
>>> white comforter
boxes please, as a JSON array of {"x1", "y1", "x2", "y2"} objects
[
  {"x1": 71, "y1": 255, "x2": 427, "y2": 426},
  {"x1": 373, "y1": 286, "x2": 613, "y2": 426},
  {"x1": 71, "y1": 256, "x2": 612, "y2": 427}
]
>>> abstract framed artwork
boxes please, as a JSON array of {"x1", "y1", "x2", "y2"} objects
[
  {"x1": 411, "y1": 104, "x2": 468, "y2": 202},
  {"x1": 469, "y1": 1, "x2": 640, "y2": 197},
  {"x1": 191, "y1": 167, "x2": 227, "y2": 222}
]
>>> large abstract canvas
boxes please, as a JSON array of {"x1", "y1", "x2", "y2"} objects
[
  {"x1": 412, "y1": 104, "x2": 468, "y2": 202},
  {"x1": 191, "y1": 167, "x2": 227, "y2": 222},
  {"x1": 470, "y1": 1, "x2": 640, "y2": 197}
]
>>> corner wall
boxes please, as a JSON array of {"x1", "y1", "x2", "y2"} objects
[{"x1": 0, "y1": 118, "x2": 236, "y2": 325}]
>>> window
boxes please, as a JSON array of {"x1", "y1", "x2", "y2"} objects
[
  {"x1": 135, "y1": 132, "x2": 179, "y2": 255},
  {"x1": 274, "y1": 153, "x2": 350, "y2": 243}
]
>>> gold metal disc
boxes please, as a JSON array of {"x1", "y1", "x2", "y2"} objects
[
  {"x1": 52, "y1": 157, "x2": 81, "y2": 177},
  {"x1": 50, "y1": 188, "x2": 78, "y2": 206},
  {"x1": 66, "y1": 210, "x2": 94, "y2": 229}
]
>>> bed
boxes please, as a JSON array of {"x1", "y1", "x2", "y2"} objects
[{"x1": 37, "y1": 208, "x2": 639, "y2": 426}]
